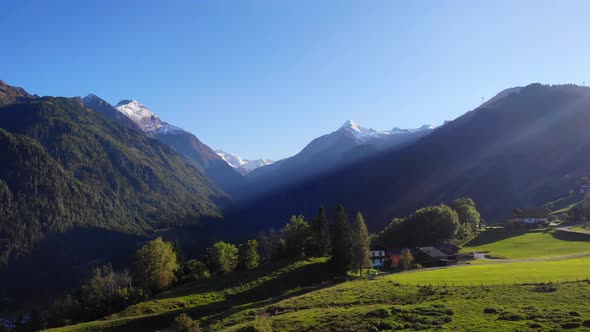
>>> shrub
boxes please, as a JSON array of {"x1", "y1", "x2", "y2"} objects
[
  {"x1": 365, "y1": 308, "x2": 390, "y2": 318},
  {"x1": 561, "y1": 322, "x2": 581, "y2": 329},
  {"x1": 178, "y1": 260, "x2": 210, "y2": 282},
  {"x1": 529, "y1": 322, "x2": 542, "y2": 328},
  {"x1": 582, "y1": 320, "x2": 590, "y2": 327},
  {"x1": 483, "y1": 307, "x2": 497, "y2": 314},
  {"x1": 498, "y1": 311, "x2": 525, "y2": 321},
  {"x1": 171, "y1": 314, "x2": 200, "y2": 332}
]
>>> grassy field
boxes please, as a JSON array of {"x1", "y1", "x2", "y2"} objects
[
  {"x1": 544, "y1": 193, "x2": 582, "y2": 215},
  {"x1": 462, "y1": 228, "x2": 590, "y2": 259},
  {"x1": 46, "y1": 258, "x2": 336, "y2": 332},
  {"x1": 213, "y1": 279, "x2": 590, "y2": 331},
  {"x1": 390, "y1": 256, "x2": 590, "y2": 285},
  {"x1": 45, "y1": 228, "x2": 590, "y2": 331},
  {"x1": 571, "y1": 226, "x2": 590, "y2": 234}
]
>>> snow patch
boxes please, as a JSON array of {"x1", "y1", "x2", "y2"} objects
[
  {"x1": 338, "y1": 120, "x2": 435, "y2": 141},
  {"x1": 216, "y1": 150, "x2": 274, "y2": 173}
]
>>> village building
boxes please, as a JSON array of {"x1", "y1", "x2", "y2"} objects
[
  {"x1": 512, "y1": 208, "x2": 550, "y2": 224},
  {"x1": 580, "y1": 184, "x2": 590, "y2": 194},
  {"x1": 411, "y1": 247, "x2": 457, "y2": 267},
  {"x1": 369, "y1": 246, "x2": 388, "y2": 268}
]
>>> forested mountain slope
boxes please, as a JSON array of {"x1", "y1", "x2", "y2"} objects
[{"x1": 0, "y1": 89, "x2": 228, "y2": 265}]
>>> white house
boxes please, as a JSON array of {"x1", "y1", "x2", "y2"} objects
[
  {"x1": 513, "y1": 208, "x2": 549, "y2": 224},
  {"x1": 370, "y1": 247, "x2": 388, "y2": 268}
]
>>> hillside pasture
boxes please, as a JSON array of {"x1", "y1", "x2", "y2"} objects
[
  {"x1": 390, "y1": 256, "x2": 590, "y2": 286},
  {"x1": 462, "y1": 228, "x2": 590, "y2": 259}
]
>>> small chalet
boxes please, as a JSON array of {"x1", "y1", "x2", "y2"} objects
[
  {"x1": 580, "y1": 184, "x2": 590, "y2": 194},
  {"x1": 512, "y1": 208, "x2": 550, "y2": 224},
  {"x1": 411, "y1": 247, "x2": 455, "y2": 267},
  {"x1": 370, "y1": 246, "x2": 388, "y2": 268}
]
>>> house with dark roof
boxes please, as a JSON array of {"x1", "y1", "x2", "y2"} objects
[
  {"x1": 411, "y1": 247, "x2": 456, "y2": 267},
  {"x1": 512, "y1": 208, "x2": 550, "y2": 224}
]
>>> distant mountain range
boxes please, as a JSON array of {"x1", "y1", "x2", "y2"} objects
[
  {"x1": 216, "y1": 150, "x2": 274, "y2": 175},
  {"x1": 243, "y1": 119, "x2": 435, "y2": 197},
  {"x1": 225, "y1": 83, "x2": 590, "y2": 234}
]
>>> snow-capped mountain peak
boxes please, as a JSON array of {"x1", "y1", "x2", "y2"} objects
[
  {"x1": 337, "y1": 120, "x2": 434, "y2": 141},
  {"x1": 216, "y1": 150, "x2": 274, "y2": 174},
  {"x1": 338, "y1": 120, "x2": 380, "y2": 139},
  {"x1": 115, "y1": 99, "x2": 183, "y2": 135}
]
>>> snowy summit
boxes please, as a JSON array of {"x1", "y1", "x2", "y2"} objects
[
  {"x1": 115, "y1": 100, "x2": 183, "y2": 135},
  {"x1": 337, "y1": 120, "x2": 434, "y2": 141},
  {"x1": 216, "y1": 150, "x2": 274, "y2": 175}
]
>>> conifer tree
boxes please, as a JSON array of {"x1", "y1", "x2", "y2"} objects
[
  {"x1": 330, "y1": 204, "x2": 352, "y2": 272},
  {"x1": 350, "y1": 212, "x2": 371, "y2": 276},
  {"x1": 310, "y1": 207, "x2": 331, "y2": 257}
]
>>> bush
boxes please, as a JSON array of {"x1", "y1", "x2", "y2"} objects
[
  {"x1": 582, "y1": 320, "x2": 590, "y2": 327},
  {"x1": 561, "y1": 321, "x2": 581, "y2": 329},
  {"x1": 483, "y1": 307, "x2": 497, "y2": 314},
  {"x1": 498, "y1": 311, "x2": 525, "y2": 321},
  {"x1": 171, "y1": 314, "x2": 200, "y2": 332},
  {"x1": 365, "y1": 308, "x2": 390, "y2": 318},
  {"x1": 178, "y1": 260, "x2": 210, "y2": 282},
  {"x1": 529, "y1": 322, "x2": 542, "y2": 328}
]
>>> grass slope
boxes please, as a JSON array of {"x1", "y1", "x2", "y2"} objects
[
  {"x1": 213, "y1": 279, "x2": 590, "y2": 331},
  {"x1": 45, "y1": 229, "x2": 590, "y2": 332},
  {"x1": 390, "y1": 256, "x2": 590, "y2": 285},
  {"x1": 544, "y1": 193, "x2": 583, "y2": 215},
  {"x1": 462, "y1": 228, "x2": 590, "y2": 259},
  {"x1": 46, "y1": 258, "x2": 335, "y2": 332}
]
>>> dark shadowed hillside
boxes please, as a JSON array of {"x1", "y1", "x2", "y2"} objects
[
  {"x1": 227, "y1": 84, "x2": 590, "y2": 233},
  {"x1": 0, "y1": 88, "x2": 228, "y2": 265}
]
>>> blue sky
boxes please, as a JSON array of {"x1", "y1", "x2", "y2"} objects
[{"x1": 1, "y1": 1, "x2": 589, "y2": 160}]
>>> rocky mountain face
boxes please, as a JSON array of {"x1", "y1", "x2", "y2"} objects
[{"x1": 112, "y1": 100, "x2": 246, "y2": 196}]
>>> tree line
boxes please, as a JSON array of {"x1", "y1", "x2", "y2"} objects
[{"x1": 22, "y1": 198, "x2": 481, "y2": 330}]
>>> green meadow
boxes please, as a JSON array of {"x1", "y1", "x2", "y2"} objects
[
  {"x1": 462, "y1": 228, "x2": 590, "y2": 259},
  {"x1": 46, "y1": 228, "x2": 590, "y2": 331},
  {"x1": 390, "y1": 256, "x2": 590, "y2": 286}
]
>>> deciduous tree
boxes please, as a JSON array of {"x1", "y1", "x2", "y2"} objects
[
  {"x1": 134, "y1": 238, "x2": 179, "y2": 293},
  {"x1": 238, "y1": 240, "x2": 260, "y2": 270},
  {"x1": 206, "y1": 241, "x2": 238, "y2": 274}
]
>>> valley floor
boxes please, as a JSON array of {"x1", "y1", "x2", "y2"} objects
[{"x1": 45, "y1": 228, "x2": 590, "y2": 332}]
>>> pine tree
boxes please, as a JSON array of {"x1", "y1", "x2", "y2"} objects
[
  {"x1": 310, "y1": 207, "x2": 331, "y2": 257},
  {"x1": 350, "y1": 212, "x2": 371, "y2": 276},
  {"x1": 330, "y1": 204, "x2": 352, "y2": 272}
]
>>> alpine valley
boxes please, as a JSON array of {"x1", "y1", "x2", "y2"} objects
[{"x1": 3, "y1": 80, "x2": 590, "y2": 328}]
